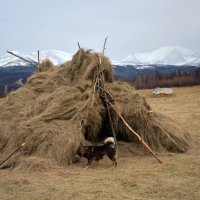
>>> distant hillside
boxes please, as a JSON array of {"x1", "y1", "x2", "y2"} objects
[
  {"x1": 0, "y1": 66, "x2": 36, "y2": 97},
  {"x1": 113, "y1": 64, "x2": 198, "y2": 80}
]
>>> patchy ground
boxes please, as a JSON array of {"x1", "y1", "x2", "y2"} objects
[{"x1": 0, "y1": 86, "x2": 200, "y2": 200}]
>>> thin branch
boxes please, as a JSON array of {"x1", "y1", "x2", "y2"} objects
[
  {"x1": 105, "y1": 100, "x2": 118, "y2": 149},
  {"x1": 98, "y1": 55, "x2": 102, "y2": 64},
  {"x1": 102, "y1": 36, "x2": 108, "y2": 55},
  {"x1": 77, "y1": 42, "x2": 81, "y2": 49},
  {"x1": 92, "y1": 77, "x2": 99, "y2": 105},
  {"x1": 96, "y1": 84, "x2": 114, "y2": 100},
  {"x1": 7, "y1": 51, "x2": 38, "y2": 67},
  {"x1": 37, "y1": 50, "x2": 40, "y2": 64},
  {"x1": 0, "y1": 143, "x2": 26, "y2": 167}
]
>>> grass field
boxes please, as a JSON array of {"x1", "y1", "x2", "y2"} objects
[{"x1": 0, "y1": 86, "x2": 200, "y2": 200}]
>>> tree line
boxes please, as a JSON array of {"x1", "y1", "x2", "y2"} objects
[{"x1": 130, "y1": 67, "x2": 200, "y2": 89}]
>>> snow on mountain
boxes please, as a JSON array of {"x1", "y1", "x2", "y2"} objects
[
  {"x1": 0, "y1": 50, "x2": 72, "y2": 67},
  {"x1": 112, "y1": 54, "x2": 140, "y2": 66},
  {"x1": 1, "y1": 46, "x2": 200, "y2": 68},
  {"x1": 134, "y1": 46, "x2": 200, "y2": 65},
  {"x1": 112, "y1": 46, "x2": 200, "y2": 66},
  {"x1": 33, "y1": 50, "x2": 72, "y2": 65},
  {"x1": 0, "y1": 51, "x2": 25, "y2": 67}
]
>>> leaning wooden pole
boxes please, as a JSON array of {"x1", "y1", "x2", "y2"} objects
[
  {"x1": 96, "y1": 56, "x2": 118, "y2": 150},
  {"x1": 7, "y1": 51, "x2": 38, "y2": 67},
  {"x1": 100, "y1": 74, "x2": 118, "y2": 150},
  {"x1": 77, "y1": 42, "x2": 81, "y2": 49},
  {"x1": 105, "y1": 100, "x2": 118, "y2": 149},
  {"x1": 37, "y1": 50, "x2": 40, "y2": 64},
  {"x1": 106, "y1": 101, "x2": 163, "y2": 164},
  {"x1": 102, "y1": 36, "x2": 108, "y2": 55},
  {"x1": 0, "y1": 143, "x2": 26, "y2": 167}
]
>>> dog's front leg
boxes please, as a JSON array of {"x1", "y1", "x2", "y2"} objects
[
  {"x1": 113, "y1": 160, "x2": 117, "y2": 168},
  {"x1": 84, "y1": 159, "x2": 92, "y2": 169},
  {"x1": 110, "y1": 158, "x2": 117, "y2": 168}
]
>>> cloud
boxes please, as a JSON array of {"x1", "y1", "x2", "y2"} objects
[{"x1": 0, "y1": 0, "x2": 200, "y2": 58}]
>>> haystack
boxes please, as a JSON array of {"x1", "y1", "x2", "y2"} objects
[{"x1": 0, "y1": 49, "x2": 190, "y2": 170}]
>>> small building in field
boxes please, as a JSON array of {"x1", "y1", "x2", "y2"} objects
[{"x1": 152, "y1": 87, "x2": 174, "y2": 95}]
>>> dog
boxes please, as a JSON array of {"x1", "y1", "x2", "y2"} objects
[{"x1": 77, "y1": 137, "x2": 117, "y2": 168}]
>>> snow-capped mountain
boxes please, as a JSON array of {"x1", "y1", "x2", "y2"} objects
[
  {"x1": 0, "y1": 46, "x2": 200, "y2": 96},
  {"x1": 112, "y1": 46, "x2": 200, "y2": 66},
  {"x1": 112, "y1": 54, "x2": 140, "y2": 66},
  {"x1": 0, "y1": 50, "x2": 72, "y2": 67},
  {"x1": 0, "y1": 46, "x2": 199, "y2": 68},
  {"x1": 0, "y1": 50, "x2": 72, "y2": 96}
]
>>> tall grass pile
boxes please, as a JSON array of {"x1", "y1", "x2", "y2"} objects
[{"x1": 0, "y1": 49, "x2": 190, "y2": 170}]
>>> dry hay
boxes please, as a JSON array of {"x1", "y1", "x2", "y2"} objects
[{"x1": 0, "y1": 49, "x2": 190, "y2": 170}]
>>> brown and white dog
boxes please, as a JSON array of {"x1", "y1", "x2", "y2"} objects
[{"x1": 77, "y1": 137, "x2": 117, "y2": 168}]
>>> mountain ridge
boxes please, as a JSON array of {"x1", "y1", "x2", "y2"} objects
[
  {"x1": 0, "y1": 50, "x2": 72, "y2": 67},
  {"x1": 112, "y1": 46, "x2": 200, "y2": 66},
  {"x1": 0, "y1": 46, "x2": 200, "y2": 68},
  {"x1": 0, "y1": 46, "x2": 199, "y2": 96}
]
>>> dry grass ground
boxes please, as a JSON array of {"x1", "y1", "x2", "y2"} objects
[{"x1": 0, "y1": 86, "x2": 200, "y2": 200}]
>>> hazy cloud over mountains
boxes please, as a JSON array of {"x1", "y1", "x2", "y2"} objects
[{"x1": 0, "y1": 0, "x2": 200, "y2": 58}]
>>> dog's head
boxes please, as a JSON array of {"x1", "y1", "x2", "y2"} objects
[{"x1": 77, "y1": 146, "x2": 87, "y2": 157}]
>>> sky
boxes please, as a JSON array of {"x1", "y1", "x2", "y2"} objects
[{"x1": 0, "y1": 0, "x2": 200, "y2": 59}]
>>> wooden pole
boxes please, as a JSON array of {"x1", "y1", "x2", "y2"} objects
[
  {"x1": 106, "y1": 101, "x2": 163, "y2": 164},
  {"x1": 37, "y1": 50, "x2": 40, "y2": 64},
  {"x1": 0, "y1": 143, "x2": 26, "y2": 167},
  {"x1": 96, "y1": 54, "x2": 118, "y2": 150},
  {"x1": 102, "y1": 36, "x2": 108, "y2": 55},
  {"x1": 7, "y1": 51, "x2": 38, "y2": 67},
  {"x1": 77, "y1": 42, "x2": 81, "y2": 49},
  {"x1": 105, "y1": 100, "x2": 118, "y2": 149},
  {"x1": 101, "y1": 73, "x2": 118, "y2": 149}
]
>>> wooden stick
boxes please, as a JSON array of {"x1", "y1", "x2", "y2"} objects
[
  {"x1": 105, "y1": 100, "x2": 118, "y2": 149},
  {"x1": 97, "y1": 72, "x2": 118, "y2": 150},
  {"x1": 37, "y1": 50, "x2": 40, "y2": 64},
  {"x1": 77, "y1": 42, "x2": 81, "y2": 49},
  {"x1": 102, "y1": 36, "x2": 108, "y2": 55},
  {"x1": 98, "y1": 55, "x2": 102, "y2": 64},
  {"x1": 95, "y1": 55, "x2": 118, "y2": 150},
  {"x1": 0, "y1": 143, "x2": 26, "y2": 167},
  {"x1": 7, "y1": 51, "x2": 38, "y2": 67},
  {"x1": 96, "y1": 84, "x2": 114, "y2": 101},
  {"x1": 106, "y1": 101, "x2": 163, "y2": 164},
  {"x1": 92, "y1": 77, "x2": 98, "y2": 105}
]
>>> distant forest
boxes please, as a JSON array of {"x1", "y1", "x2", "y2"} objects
[
  {"x1": 1, "y1": 67, "x2": 200, "y2": 98},
  {"x1": 129, "y1": 67, "x2": 200, "y2": 89}
]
